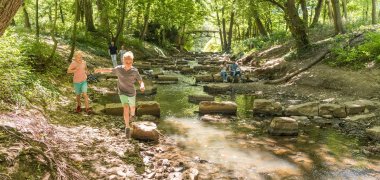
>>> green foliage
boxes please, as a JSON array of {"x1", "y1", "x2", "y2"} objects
[
  {"x1": 327, "y1": 32, "x2": 380, "y2": 69},
  {"x1": 0, "y1": 29, "x2": 65, "y2": 108},
  {"x1": 121, "y1": 143, "x2": 145, "y2": 174},
  {"x1": 234, "y1": 31, "x2": 289, "y2": 53}
]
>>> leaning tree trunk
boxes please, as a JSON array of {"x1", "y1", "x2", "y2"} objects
[
  {"x1": 68, "y1": 0, "x2": 80, "y2": 62},
  {"x1": 310, "y1": 0, "x2": 324, "y2": 27},
  {"x1": 216, "y1": 9, "x2": 224, "y2": 51},
  {"x1": 284, "y1": 0, "x2": 309, "y2": 49},
  {"x1": 331, "y1": 0, "x2": 345, "y2": 34},
  {"x1": 253, "y1": 9, "x2": 268, "y2": 37},
  {"x1": 114, "y1": 0, "x2": 126, "y2": 43},
  {"x1": 372, "y1": 0, "x2": 377, "y2": 24},
  {"x1": 0, "y1": 0, "x2": 23, "y2": 36},
  {"x1": 84, "y1": 0, "x2": 96, "y2": 32},
  {"x1": 49, "y1": 0, "x2": 59, "y2": 60},
  {"x1": 222, "y1": 9, "x2": 228, "y2": 52}
]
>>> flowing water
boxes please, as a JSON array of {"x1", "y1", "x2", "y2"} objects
[{"x1": 98, "y1": 65, "x2": 380, "y2": 179}]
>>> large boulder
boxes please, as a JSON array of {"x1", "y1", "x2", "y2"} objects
[
  {"x1": 285, "y1": 102, "x2": 319, "y2": 117},
  {"x1": 366, "y1": 126, "x2": 380, "y2": 141},
  {"x1": 252, "y1": 99, "x2": 282, "y2": 116},
  {"x1": 319, "y1": 104, "x2": 347, "y2": 118},
  {"x1": 203, "y1": 84, "x2": 231, "y2": 94},
  {"x1": 268, "y1": 117, "x2": 299, "y2": 136},
  {"x1": 199, "y1": 101, "x2": 237, "y2": 115},
  {"x1": 136, "y1": 101, "x2": 160, "y2": 117},
  {"x1": 188, "y1": 94, "x2": 215, "y2": 103},
  {"x1": 131, "y1": 121, "x2": 159, "y2": 142},
  {"x1": 104, "y1": 103, "x2": 123, "y2": 116},
  {"x1": 157, "y1": 75, "x2": 178, "y2": 81}
]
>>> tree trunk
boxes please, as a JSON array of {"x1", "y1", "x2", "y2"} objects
[
  {"x1": 216, "y1": 9, "x2": 224, "y2": 51},
  {"x1": 36, "y1": 0, "x2": 40, "y2": 40},
  {"x1": 114, "y1": 0, "x2": 126, "y2": 43},
  {"x1": 23, "y1": 3, "x2": 32, "y2": 29},
  {"x1": 331, "y1": 0, "x2": 345, "y2": 34},
  {"x1": 300, "y1": 0, "x2": 308, "y2": 26},
  {"x1": 222, "y1": 8, "x2": 227, "y2": 52},
  {"x1": 0, "y1": 0, "x2": 22, "y2": 36},
  {"x1": 310, "y1": 0, "x2": 324, "y2": 27},
  {"x1": 372, "y1": 0, "x2": 377, "y2": 24},
  {"x1": 327, "y1": 0, "x2": 333, "y2": 22},
  {"x1": 68, "y1": 0, "x2": 80, "y2": 62},
  {"x1": 59, "y1": 0, "x2": 65, "y2": 24},
  {"x1": 227, "y1": 9, "x2": 235, "y2": 53},
  {"x1": 140, "y1": 1, "x2": 152, "y2": 40},
  {"x1": 84, "y1": 0, "x2": 96, "y2": 32},
  {"x1": 284, "y1": 0, "x2": 309, "y2": 49},
  {"x1": 342, "y1": 0, "x2": 347, "y2": 20},
  {"x1": 252, "y1": 9, "x2": 268, "y2": 37},
  {"x1": 49, "y1": 0, "x2": 59, "y2": 60},
  {"x1": 96, "y1": 0, "x2": 111, "y2": 42}
]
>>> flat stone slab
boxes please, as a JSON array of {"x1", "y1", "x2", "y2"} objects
[
  {"x1": 104, "y1": 103, "x2": 123, "y2": 116},
  {"x1": 253, "y1": 99, "x2": 283, "y2": 116},
  {"x1": 153, "y1": 81, "x2": 178, "y2": 84},
  {"x1": 344, "y1": 100, "x2": 377, "y2": 115},
  {"x1": 194, "y1": 75, "x2": 214, "y2": 83},
  {"x1": 131, "y1": 121, "x2": 159, "y2": 142},
  {"x1": 157, "y1": 75, "x2": 179, "y2": 81},
  {"x1": 203, "y1": 84, "x2": 232, "y2": 94},
  {"x1": 366, "y1": 126, "x2": 380, "y2": 141},
  {"x1": 136, "y1": 101, "x2": 160, "y2": 117},
  {"x1": 285, "y1": 102, "x2": 319, "y2": 117},
  {"x1": 199, "y1": 101, "x2": 237, "y2": 115},
  {"x1": 343, "y1": 113, "x2": 376, "y2": 122},
  {"x1": 188, "y1": 94, "x2": 215, "y2": 104},
  {"x1": 200, "y1": 114, "x2": 229, "y2": 124},
  {"x1": 269, "y1": 117, "x2": 299, "y2": 136},
  {"x1": 319, "y1": 103, "x2": 347, "y2": 118}
]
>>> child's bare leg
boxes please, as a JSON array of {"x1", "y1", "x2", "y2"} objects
[
  {"x1": 83, "y1": 93, "x2": 89, "y2": 110},
  {"x1": 123, "y1": 105, "x2": 130, "y2": 127}
]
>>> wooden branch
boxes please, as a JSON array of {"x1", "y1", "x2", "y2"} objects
[{"x1": 265, "y1": 0, "x2": 285, "y2": 11}]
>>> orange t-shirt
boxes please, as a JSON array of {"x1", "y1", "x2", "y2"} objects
[{"x1": 69, "y1": 60, "x2": 87, "y2": 83}]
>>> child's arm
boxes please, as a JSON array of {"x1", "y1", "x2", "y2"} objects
[
  {"x1": 138, "y1": 80, "x2": 145, "y2": 92},
  {"x1": 94, "y1": 68, "x2": 113, "y2": 74},
  {"x1": 67, "y1": 63, "x2": 77, "y2": 74}
]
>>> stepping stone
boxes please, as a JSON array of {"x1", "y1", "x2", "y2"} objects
[
  {"x1": 188, "y1": 94, "x2": 215, "y2": 103},
  {"x1": 131, "y1": 121, "x2": 159, "y2": 142},
  {"x1": 157, "y1": 75, "x2": 178, "y2": 81},
  {"x1": 194, "y1": 75, "x2": 214, "y2": 83},
  {"x1": 199, "y1": 101, "x2": 237, "y2": 115},
  {"x1": 319, "y1": 103, "x2": 346, "y2": 118},
  {"x1": 366, "y1": 126, "x2": 380, "y2": 141},
  {"x1": 253, "y1": 99, "x2": 283, "y2": 116},
  {"x1": 136, "y1": 101, "x2": 160, "y2": 117},
  {"x1": 269, "y1": 117, "x2": 299, "y2": 136},
  {"x1": 203, "y1": 84, "x2": 231, "y2": 94},
  {"x1": 285, "y1": 102, "x2": 319, "y2": 117},
  {"x1": 200, "y1": 114, "x2": 229, "y2": 124}
]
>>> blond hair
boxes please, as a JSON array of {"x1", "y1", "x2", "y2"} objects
[{"x1": 123, "y1": 51, "x2": 134, "y2": 60}]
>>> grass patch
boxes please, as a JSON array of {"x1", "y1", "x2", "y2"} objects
[{"x1": 121, "y1": 142, "x2": 145, "y2": 174}]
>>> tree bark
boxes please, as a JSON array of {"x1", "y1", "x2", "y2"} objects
[
  {"x1": 284, "y1": 0, "x2": 309, "y2": 49},
  {"x1": 36, "y1": 0, "x2": 40, "y2": 40},
  {"x1": 59, "y1": 0, "x2": 65, "y2": 24},
  {"x1": 226, "y1": 8, "x2": 235, "y2": 52},
  {"x1": 84, "y1": 0, "x2": 96, "y2": 32},
  {"x1": 114, "y1": 0, "x2": 126, "y2": 43},
  {"x1": 96, "y1": 0, "x2": 111, "y2": 42},
  {"x1": 327, "y1": 0, "x2": 333, "y2": 22},
  {"x1": 372, "y1": 0, "x2": 377, "y2": 24},
  {"x1": 252, "y1": 9, "x2": 268, "y2": 37},
  {"x1": 0, "y1": 0, "x2": 22, "y2": 36},
  {"x1": 222, "y1": 7, "x2": 227, "y2": 52},
  {"x1": 140, "y1": 1, "x2": 152, "y2": 40},
  {"x1": 49, "y1": 0, "x2": 59, "y2": 60},
  {"x1": 341, "y1": 0, "x2": 347, "y2": 20},
  {"x1": 310, "y1": 0, "x2": 324, "y2": 27},
  {"x1": 68, "y1": 0, "x2": 80, "y2": 62},
  {"x1": 216, "y1": 8, "x2": 224, "y2": 51},
  {"x1": 300, "y1": 0, "x2": 308, "y2": 26},
  {"x1": 22, "y1": 3, "x2": 32, "y2": 29},
  {"x1": 331, "y1": 0, "x2": 345, "y2": 34}
]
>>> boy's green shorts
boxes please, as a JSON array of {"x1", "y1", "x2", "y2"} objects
[
  {"x1": 119, "y1": 95, "x2": 136, "y2": 106},
  {"x1": 73, "y1": 81, "x2": 88, "y2": 95}
]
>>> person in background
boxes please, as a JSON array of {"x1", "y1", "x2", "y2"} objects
[
  {"x1": 220, "y1": 61, "x2": 228, "y2": 82},
  {"x1": 229, "y1": 60, "x2": 241, "y2": 83},
  {"x1": 67, "y1": 51, "x2": 91, "y2": 114},
  {"x1": 94, "y1": 51, "x2": 145, "y2": 138},
  {"x1": 119, "y1": 44, "x2": 127, "y2": 65},
  {"x1": 109, "y1": 41, "x2": 118, "y2": 67}
]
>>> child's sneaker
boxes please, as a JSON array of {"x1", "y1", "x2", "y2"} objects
[
  {"x1": 86, "y1": 108, "x2": 93, "y2": 115},
  {"x1": 76, "y1": 106, "x2": 82, "y2": 113},
  {"x1": 125, "y1": 127, "x2": 131, "y2": 139}
]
